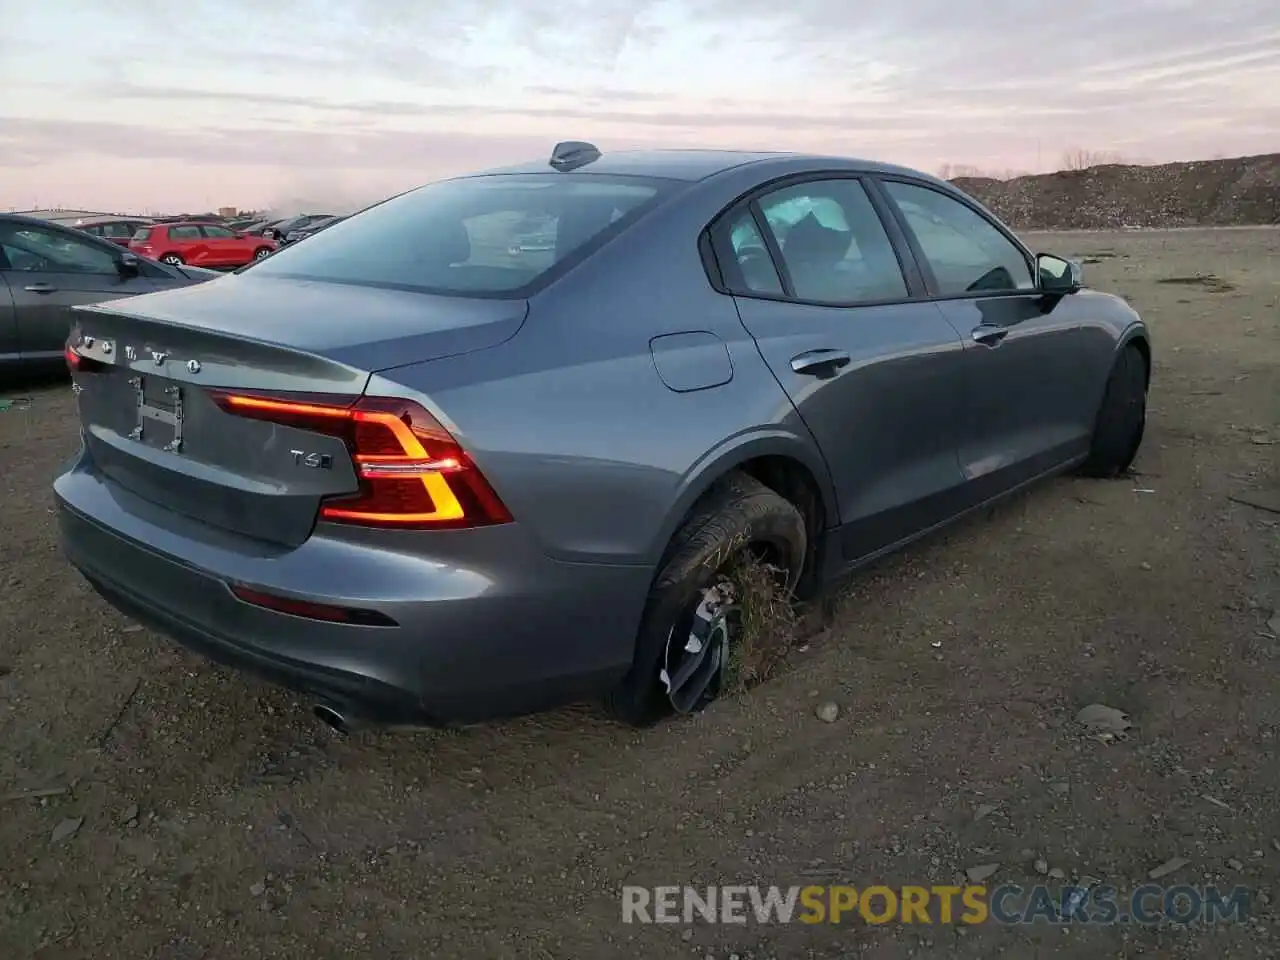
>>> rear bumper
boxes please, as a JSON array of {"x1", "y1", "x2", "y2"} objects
[{"x1": 54, "y1": 455, "x2": 651, "y2": 724}]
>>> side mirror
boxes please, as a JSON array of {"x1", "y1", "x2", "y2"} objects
[
  {"x1": 1037, "y1": 253, "x2": 1082, "y2": 294},
  {"x1": 117, "y1": 252, "x2": 141, "y2": 277}
]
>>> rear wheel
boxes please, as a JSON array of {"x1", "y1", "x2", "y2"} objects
[
  {"x1": 1080, "y1": 343, "x2": 1147, "y2": 478},
  {"x1": 160, "y1": 253, "x2": 184, "y2": 265},
  {"x1": 603, "y1": 472, "x2": 807, "y2": 727}
]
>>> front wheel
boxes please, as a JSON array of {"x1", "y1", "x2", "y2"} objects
[
  {"x1": 253, "y1": 247, "x2": 272, "y2": 259},
  {"x1": 160, "y1": 253, "x2": 184, "y2": 265},
  {"x1": 1079, "y1": 343, "x2": 1148, "y2": 478},
  {"x1": 603, "y1": 472, "x2": 807, "y2": 727}
]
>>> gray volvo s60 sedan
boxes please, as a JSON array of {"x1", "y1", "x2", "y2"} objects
[{"x1": 55, "y1": 142, "x2": 1150, "y2": 730}]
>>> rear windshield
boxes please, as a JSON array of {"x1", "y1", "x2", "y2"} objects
[
  {"x1": 132, "y1": 228, "x2": 151, "y2": 241},
  {"x1": 244, "y1": 173, "x2": 679, "y2": 296}
]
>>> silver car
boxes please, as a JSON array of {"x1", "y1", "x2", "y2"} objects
[{"x1": 54, "y1": 142, "x2": 1150, "y2": 730}]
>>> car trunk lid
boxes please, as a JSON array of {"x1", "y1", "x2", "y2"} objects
[{"x1": 69, "y1": 278, "x2": 527, "y2": 547}]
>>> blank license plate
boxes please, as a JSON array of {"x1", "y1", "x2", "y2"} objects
[{"x1": 132, "y1": 376, "x2": 184, "y2": 452}]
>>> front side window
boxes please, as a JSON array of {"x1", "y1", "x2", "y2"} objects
[
  {"x1": 881, "y1": 181, "x2": 1034, "y2": 296},
  {"x1": 0, "y1": 223, "x2": 118, "y2": 274},
  {"x1": 201, "y1": 225, "x2": 236, "y2": 238},
  {"x1": 245, "y1": 174, "x2": 679, "y2": 296},
  {"x1": 756, "y1": 179, "x2": 908, "y2": 304}
]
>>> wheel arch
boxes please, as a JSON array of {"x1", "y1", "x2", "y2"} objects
[
  {"x1": 648, "y1": 431, "x2": 837, "y2": 593},
  {"x1": 1117, "y1": 322, "x2": 1152, "y2": 388}
]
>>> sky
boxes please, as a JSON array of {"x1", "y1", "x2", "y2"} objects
[{"x1": 1, "y1": 0, "x2": 1277, "y2": 214}]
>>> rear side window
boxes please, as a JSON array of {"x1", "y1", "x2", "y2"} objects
[
  {"x1": 133, "y1": 228, "x2": 151, "y2": 241},
  {"x1": 246, "y1": 174, "x2": 679, "y2": 296},
  {"x1": 169, "y1": 226, "x2": 202, "y2": 241},
  {"x1": 753, "y1": 178, "x2": 908, "y2": 304}
]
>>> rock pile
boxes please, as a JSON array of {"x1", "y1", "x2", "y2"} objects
[{"x1": 951, "y1": 153, "x2": 1280, "y2": 230}]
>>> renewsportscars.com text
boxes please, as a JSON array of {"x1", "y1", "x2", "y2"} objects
[{"x1": 621, "y1": 883, "x2": 1251, "y2": 926}]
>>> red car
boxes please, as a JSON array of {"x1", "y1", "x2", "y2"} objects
[{"x1": 129, "y1": 222, "x2": 276, "y2": 268}]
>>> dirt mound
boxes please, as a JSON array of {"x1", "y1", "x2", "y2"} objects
[{"x1": 952, "y1": 153, "x2": 1280, "y2": 230}]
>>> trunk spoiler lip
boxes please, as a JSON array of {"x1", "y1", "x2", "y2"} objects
[
  {"x1": 67, "y1": 302, "x2": 375, "y2": 397},
  {"x1": 70, "y1": 285, "x2": 530, "y2": 374}
]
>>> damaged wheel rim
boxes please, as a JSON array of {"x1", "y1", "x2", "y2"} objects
[{"x1": 660, "y1": 579, "x2": 738, "y2": 714}]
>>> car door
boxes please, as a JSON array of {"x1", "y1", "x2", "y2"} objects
[
  {"x1": 197, "y1": 224, "x2": 239, "y2": 266},
  {"x1": 714, "y1": 175, "x2": 972, "y2": 564},
  {"x1": 166, "y1": 225, "x2": 209, "y2": 265},
  {"x1": 0, "y1": 271, "x2": 18, "y2": 366},
  {"x1": 0, "y1": 220, "x2": 157, "y2": 361},
  {"x1": 874, "y1": 178, "x2": 1095, "y2": 502}
]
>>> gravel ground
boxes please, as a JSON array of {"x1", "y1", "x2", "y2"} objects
[{"x1": 1, "y1": 228, "x2": 1277, "y2": 959}]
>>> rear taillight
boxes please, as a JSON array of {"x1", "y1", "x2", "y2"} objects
[
  {"x1": 209, "y1": 391, "x2": 512, "y2": 530},
  {"x1": 65, "y1": 343, "x2": 105, "y2": 374}
]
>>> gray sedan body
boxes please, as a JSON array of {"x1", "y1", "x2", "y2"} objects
[
  {"x1": 0, "y1": 214, "x2": 218, "y2": 374},
  {"x1": 54, "y1": 148, "x2": 1149, "y2": 727}
]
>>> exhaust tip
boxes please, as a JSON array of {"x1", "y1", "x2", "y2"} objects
[{"x1": 313, "y1": 703, "x2": 349, "y2": 734}]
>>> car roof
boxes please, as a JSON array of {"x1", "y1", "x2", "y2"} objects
[
  {"x1": 470, "y1": 148, "x2": 937, "y2": 183},
  {"x1": 2, "y1": 213, "x2": 104, "y2": 232},
  {"x1": 75, "y1": 216, "x2": 150, "y2": 226}
]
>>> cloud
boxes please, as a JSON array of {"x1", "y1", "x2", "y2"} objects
[{"x1": 0, "y1": 0, "x2": 1276, "y2": 209}]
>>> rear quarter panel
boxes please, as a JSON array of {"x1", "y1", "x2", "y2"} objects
[{"x1": 377, "y1": 161, "x2": 842, "y2": 566}]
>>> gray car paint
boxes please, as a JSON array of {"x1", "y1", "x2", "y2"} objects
[
  {"x1": 0, "y1": 214, "x2": 215, "y2": 371},
  {"x1": 53, "y1": 149, "x2": 1148, "y2": 725}
]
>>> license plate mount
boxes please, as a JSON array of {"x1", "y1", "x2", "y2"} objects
[{"x1": 129, "y1": 376, "x2": 184, "y2": 452}]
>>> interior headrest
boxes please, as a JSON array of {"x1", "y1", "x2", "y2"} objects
[
  {"x1": 784, "y1": 213, "x2": 848, "y2": 261},
  {"x1": 437, "y1": 219, "x2": 472, "y2": 264}
]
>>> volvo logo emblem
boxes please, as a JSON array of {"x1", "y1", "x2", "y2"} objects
[
  {"x1": 151, "y1": 350, "x2": 167, "y2": 365},
  {"x1": 187, "y1": 360, "x2": 202, "y2": 374}
]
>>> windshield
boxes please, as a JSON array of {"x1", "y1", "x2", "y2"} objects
[{"x1": 245, "y1": 173, "x2": 679, "y2": 296}]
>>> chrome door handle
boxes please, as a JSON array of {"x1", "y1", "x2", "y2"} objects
[
  {"x1": 791, "y1": 348, "x2": 851, "y2": 377},
  {"x1": 971, "y1": 325, "x2": 1008, "y2": 346},
  {"x1": 24, "y1": 282, "x2": 56, "y2": 294}
]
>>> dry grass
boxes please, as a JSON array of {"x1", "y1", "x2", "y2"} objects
[{"x1": 721, "y1": 552, "x2": 801, "y2": 693}]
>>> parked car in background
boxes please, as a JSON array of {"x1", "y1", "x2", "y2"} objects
[
  {"x1": 226, "y1": 220, "x2": 273, "y2": 237},
  {"x1": 1, "y1": 214, "x2": 218, "y2": 374},
  {"x1": 153, "y1": 215, "x2": 224, "y2": 226},
  {"x1": 55, "y1": 142, "x2": 1149, "y2": 733},
  {"x1": 129, "y1": 222, "x2": 276, "y2": 269},
  {"x1": 264, "y1": 214, "x2": 336, "y2": 242},
  {"x1": 506, "y1": 214, "x2": 557, "y2": 258},
  {"x1": 75, "y1": 217, "x2": 154, "y2": 248},
  {"x1": 284, "y1": 215, "x2": 346, "y2": 244}
]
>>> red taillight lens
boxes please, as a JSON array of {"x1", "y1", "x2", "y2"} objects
[
  {"x1": 210, "y1": 391, "x2": 512, "y2": 530},
  {"x1": 65, "y1": 343, "x2": 105, "y2": 374}
]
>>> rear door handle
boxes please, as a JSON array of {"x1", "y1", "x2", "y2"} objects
[
  {"x1": 971, "y1": 325, "x2": 1008, "y2": 346},
  {"x1": 23, "y1": 282, "x2": 56, "y2": 294},
  {"x1": 791, "y1": 348, "x2": 851, "y2": 377}
]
